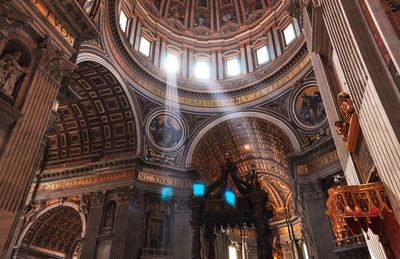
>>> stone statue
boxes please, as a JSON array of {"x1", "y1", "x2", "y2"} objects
[
  {"x1": 0, "y1": 51, "x2": 27, "y2": 96},
  {"x1": 105, "y1": 203, "x2": 116, "y2": 227},
  {"x1": 79, "y1": 194, "x2": 90, "y2": 217}
]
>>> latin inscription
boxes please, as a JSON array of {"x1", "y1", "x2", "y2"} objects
[
  {"x1": 38, "y1": 170, "x2": 134, "y2": 191},
  {"x1": 31, "y1": 0, "x2": 75, "y2": 45},
  {"x1": 297, "y1": 151, "x2": 339, "y2": 175},
  {"x1": 137, "y1": 171, "x2": 192, "y2": 189},
  {"x1": 141, "y1": 55, "x2": 310, "y2": 108}
]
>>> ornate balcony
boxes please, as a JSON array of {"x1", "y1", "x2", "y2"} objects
[{"x1": 326, "y1": 182, "x2": 393, "y2": 244}]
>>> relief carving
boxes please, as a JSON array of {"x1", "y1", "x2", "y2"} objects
[
  {"x1": 116, "y1": 187, "x2": 137, "y2": 202},
  {"x1": 36, "y1": 37, "x2": 78, "y2": 83},
  {"x1": 22, "y1": 200, "x2": 46, "y2": 227},
  {"x1": 78, "y1": 194, "x2": 91, "y2": 218},
  {"x1": 104, "y1": 202, "x2": 116, "y2": 227}
]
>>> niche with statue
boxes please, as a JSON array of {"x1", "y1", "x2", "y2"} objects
[
  {"x1": 100, "y1": 201, "x2": 116, "y2": 234},
  {"x1": 0, "y1": 40, "x2": 30, "y2": 102}
]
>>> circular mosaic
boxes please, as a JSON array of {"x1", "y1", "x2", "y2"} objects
[
  {"x1": 293, "y1": 85, "x2": 326, "y2": 129},
  {"x1": 146, "y1": 112, "x2": 185, "y2": 151}
]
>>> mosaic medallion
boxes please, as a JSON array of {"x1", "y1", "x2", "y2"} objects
[
  {"x1": 293, "y1": 85, "x2": 326, "y2": 129},
  {"x1": 146, "y1": 112, "x2": 185, "y2": 151}
]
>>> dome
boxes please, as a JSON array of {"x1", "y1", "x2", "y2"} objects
[
  {"x1": 103, "y1": 0, "x2": 307, "y2": 111},
  {"x1": 139, "y1": 0, "x2": 280, "y2": 39}
]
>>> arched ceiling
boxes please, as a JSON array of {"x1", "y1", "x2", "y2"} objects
[
  {"x1": 45, "y1": 62, "x2": 137, "y2": 170},
  {"x1": 22, "y1": 207, "x2": 82, "y2": 256},
  {"x1": 191, "y1": 117, "x2": 294, "y2": 220}
]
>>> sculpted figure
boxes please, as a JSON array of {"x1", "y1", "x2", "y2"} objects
[
  {"x1": 105, "y1": 203, "x2": 116, "y2": 227},
  {"x1": 79, "y1": 194, "x2": 90, "y2": 217},
  {"x1": 22, "y1": 201, "x2": 44, "y2": 226},
  {"x1": 0, "y1": 51, "x2": 27, "y2": 96}
]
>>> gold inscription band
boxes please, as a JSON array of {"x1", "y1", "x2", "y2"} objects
[
  {"x1": 38, "y1": 170, "x2": 134, "y2": 191},
  {"x1": 31, "y1": 0, "x2": 75, "y2": 46},
  {"x1": 297, "y1": 151, "x2": 339, "y2": 175},
  {"x1": 137, "y1": 171, "x2": 192, "y2": 189}
]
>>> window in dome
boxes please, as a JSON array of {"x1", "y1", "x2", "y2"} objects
[
  {"x1": 226, "y1": 58, "x2": 241, "y2": 77},
  {"x1": 283, "y1": 23, "x2": 296, "y2": 45},
  {"x1": 228, "y1": 246, "x2": 238, "y2": 259},
  {"x1": 256, "y1": 46, "x2": 270, "y2": 65},
  {"x1": 195, "y1": 60, "x2": 211, "y2": 79},
  {"x1": 164, "y1": 52, "x2": 180, "y2": 74},
  {"x1": 119, "y1": 10, "x2": 128, "y2": 32},
  {"x1": 139, "y1": 37, "x2": 151, "y2": 57}
]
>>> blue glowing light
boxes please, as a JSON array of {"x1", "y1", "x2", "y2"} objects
[
  {"x1": 193, "y1": 183, "x2": 206, "y2": 197},
  {"x1": 161, "y1": 186, "x2": 173, "y2": 201},
  {"x1": 224, "y1": 189, "x2": 236, "y2": 206}
]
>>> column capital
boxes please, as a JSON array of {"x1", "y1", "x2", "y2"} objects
[
  {"x1": 115, "y1": 186, "x2": 137, "y2": 203},
  {"x1": 35, "y1": 37, "x2": 78, "y2": 84},
  {"x1": 87, "y1": 191, "x2": 107, "y2": 207},
  {"x1": 301, "y1": 180, "x2": 323, "y2": 200}
]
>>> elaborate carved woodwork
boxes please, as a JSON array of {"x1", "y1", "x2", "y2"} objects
[{"x1": 326, "y1": 183, "x2": 393, "y2": 244}]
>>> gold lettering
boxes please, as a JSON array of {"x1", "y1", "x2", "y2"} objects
[{"x1": 31, "y1": 0, "x2": 75, "y2": 45}]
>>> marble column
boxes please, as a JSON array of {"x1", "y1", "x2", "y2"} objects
[
  {"x1": 188, "y1": 49, "x2": 194, "y2": 78},
  {"x1": 272, "y1": 28, "x2": 282, "y2": 56},
  {"x1": 245, "y1": 44, "x2": 254, "y2": 73},
  {"x1": 240, "y1": 43, "x2": 248, "y2": 74},
  {"x1": 301, "y1": 181, "x2": 337, "y2": 259},
  {"x1": 173, "y1": 198, "x2": 192, "y2": 259},
  {"x1": 217, "y1": 50, "x2": 224, "y2": 80},
  {"x1": 267, "y1": 30, "x2": 276, "y2": 61},
  {"x1": 80, "y1": 192, "x2": 106, "y2": 259},
  {"x1": 0, "y1": 38, "x2": 75, "y2": 255},
  {"x1": 205, "y1": 224, "x2": 216, "y2": 259},
  {"x1": 133, "y1": 20, "x2": 142, "y2": 51},
  {"x1": 128, "y1": 16, "x2": 137, "y2": 46},
  {"x1": 154, "y1": 36, "x2": 161, "y2": 67},
  {"x1": 109, "y1": 188, "x2": 142, "y2": 259},
  {"x1": 211, "y1": 50, "x2": 218, "y2": 80},
  {"x1": 301, "y1": 5, "x2": 390, "y2": 258}
]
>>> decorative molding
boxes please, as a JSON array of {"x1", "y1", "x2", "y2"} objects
[
  {"x1": 296, "y1": 150, "x2": 339, "y2": 176},
  {"x1": 37, "y1": 170, "x2": 135, "y2": 191},
  {"x1": 137, "y1": 171, "x2": 192, "y2": 189}
]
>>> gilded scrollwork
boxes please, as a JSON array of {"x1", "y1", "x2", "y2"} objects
[{"x1": 334, "y1": 92, "x2": 355, "y2": 142}]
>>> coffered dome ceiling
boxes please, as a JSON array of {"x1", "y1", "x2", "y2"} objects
[
  {"x1": 103, "y1": 0, "x2": 308, "y2": 111},
  {"x1": 140, "y1": 0, "x2": 280, "y2": 38}
]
